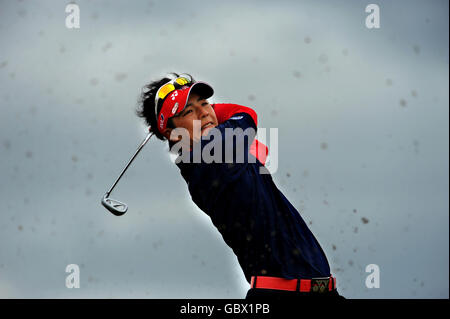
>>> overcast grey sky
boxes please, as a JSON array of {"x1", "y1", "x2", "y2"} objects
[{"x1": 0, "y1": 0, "x2": 448, "y2": 298}]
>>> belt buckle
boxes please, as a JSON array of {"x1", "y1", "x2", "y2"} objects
[{"x1": 310, "y1": 277, "x2": 330, "y2": 293}]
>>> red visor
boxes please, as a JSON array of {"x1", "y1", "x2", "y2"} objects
[{"x1": 156, "y1": 82, "x2": 214, "y2": 134}]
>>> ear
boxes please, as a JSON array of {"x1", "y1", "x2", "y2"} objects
[{"x1": 164, "y1": 127, "x2": 182, "y2": 143}]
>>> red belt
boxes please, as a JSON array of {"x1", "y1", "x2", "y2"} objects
[{"x1": 250, "y1": 276, "x2": 336, "y2": 293}]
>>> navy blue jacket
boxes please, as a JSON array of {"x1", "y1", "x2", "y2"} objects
[{"x1": 176, "y1": 110, "x2": 331, "y2": 283}]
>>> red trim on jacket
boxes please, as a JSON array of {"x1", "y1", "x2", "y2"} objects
[{"x1": 213, "y1": 103, "x2": 268, "y2": 165}]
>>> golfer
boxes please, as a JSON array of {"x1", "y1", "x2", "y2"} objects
[{"x1": 136, "y1": 73, "x2": 344, "y2": 299}]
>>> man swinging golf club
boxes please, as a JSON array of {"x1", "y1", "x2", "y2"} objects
[{"x1": 103, "y1": 72, "x2": 344, "y2": 299}]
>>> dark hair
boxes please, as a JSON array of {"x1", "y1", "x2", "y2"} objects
[{"x1": 136, "y1": 72, "x2": 195, "y2": 142}]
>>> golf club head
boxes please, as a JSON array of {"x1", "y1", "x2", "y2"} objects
[{"x1": 101, "y1": 194, "x2": 128, "y2": 216}]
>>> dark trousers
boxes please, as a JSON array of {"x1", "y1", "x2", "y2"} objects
[{"x1": 246, "y1": 288, "x2": 346, "y2": 300}]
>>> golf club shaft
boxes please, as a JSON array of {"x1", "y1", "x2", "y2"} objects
[{"x1": 105, "y1": 132, "x2": 153, "y2": 197}]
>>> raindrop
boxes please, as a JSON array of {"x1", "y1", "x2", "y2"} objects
[
  {"x1": 17, "y1": 9, "x2": 27, "y2": 17},
  {"x1": 102, "y1": 42, "x2": 112, "y2": 52},
  {"x1": 318, "y1": 54, "x2": 328, "y2": 64},
  {"x1": 3, "y1": 140, "x2": 11, "y2": 150},
  {"x1": 115, "y1": 73, "x2": 127, "y2": 82},
  {"x1": 413, "y1": 140, "x2": 419, "y2": 154}
]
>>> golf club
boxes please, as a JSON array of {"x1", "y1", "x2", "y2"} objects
[{"x1": 101, "y1": 130, "x2": 154, "y2": 216}]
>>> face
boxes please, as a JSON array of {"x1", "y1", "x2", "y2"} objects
[{"x1": 163, "y1": 92, "x2": 218, "y2": 145}]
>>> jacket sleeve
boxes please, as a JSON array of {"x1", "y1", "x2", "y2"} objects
[
  {"x1": 213, "y1": 103, "x2": 268, "y2": 165},
  {"x1": 213, "y1": 103, "x2": 258, "y2": 127}
]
